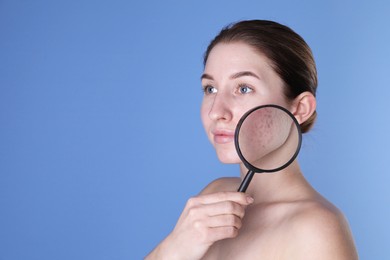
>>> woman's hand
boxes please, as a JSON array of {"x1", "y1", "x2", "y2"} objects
[{"x1": 146, "y1": 191, "x2": 254, "y2": 260}]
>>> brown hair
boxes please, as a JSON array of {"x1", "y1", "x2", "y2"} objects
[{"x1": 203, "y1": 20, "x2": 317, "y2": 133}]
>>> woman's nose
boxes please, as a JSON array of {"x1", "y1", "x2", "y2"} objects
[{"x1": 208, "y1": 94, "x2": 233, "y2": 122}]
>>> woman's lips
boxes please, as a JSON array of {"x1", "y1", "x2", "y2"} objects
[{"x1": 213, "y1": 129, "x2": 235, "y2": 144}]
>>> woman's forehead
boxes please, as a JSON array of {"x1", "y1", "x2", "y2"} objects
[{"x1": 203, "y1": 42, "x2": 278, "y2": 81}]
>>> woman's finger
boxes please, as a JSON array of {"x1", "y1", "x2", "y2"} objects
[
  {"x1": 206, "y1": 226, "x2": 239, "y2": 242},
  {"x1": 207, "y1": 214, "x2": 243, "y2": 229},
  {"x1": 199, "y1": 200, "x2": 246, "y2": 218},
  {"x1": 188, "y1": 191, "x2": 254, "y2": 207}
]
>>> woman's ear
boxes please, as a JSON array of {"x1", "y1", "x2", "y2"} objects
[{"x1": 291, "y1": 92, "x2": 316, "y2": 125}]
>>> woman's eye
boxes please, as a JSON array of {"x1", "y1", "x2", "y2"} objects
[
  {"x1": 203, "y1": 85, "x2": 217, "y2": 94},
  {"x1": 238, "y1": 85, "x2": 253, "y2": 94}
]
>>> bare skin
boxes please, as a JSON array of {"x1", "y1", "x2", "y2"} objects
[
  {"x1": 146, "y1": 162, "x2": 358, "y2": 259},
  {"x1": 201, "y1": 162, "x2": 358, "y2": 259},
  {"x1": 146, "y1": 42, "x2": 358, "y2": 259}
]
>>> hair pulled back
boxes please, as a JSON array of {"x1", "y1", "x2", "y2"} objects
[{"x1": 203, "y1": 20, "x2": 317, "y2": 133}]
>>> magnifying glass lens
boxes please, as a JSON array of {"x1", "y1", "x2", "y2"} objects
[{"x1": 235, "y1": 105, "x2": 302, "y2": 173}]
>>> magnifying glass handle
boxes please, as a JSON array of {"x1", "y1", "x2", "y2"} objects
[{"x1": 237, "y1": 170, "x2": 255, "y2": 193}]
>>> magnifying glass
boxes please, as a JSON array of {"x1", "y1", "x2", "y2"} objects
[{"x1": 234, "y1": 104, "x2": 302, "y2": 192}]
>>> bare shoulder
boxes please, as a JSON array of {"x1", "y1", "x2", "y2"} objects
[
  {"x1": 283, "y1": 198, "x2": 358, "y2": 259},
  {"x1": 199, "y1": 177, "x2": 241, "y2": 195}
]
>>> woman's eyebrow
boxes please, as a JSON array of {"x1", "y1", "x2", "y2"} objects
[
  {"x1": 230, "y1": 71, "x2": 260, "y2": 80},
  {"x1": 200, "y1": 73, "x2": 213, "y2": 80},
  {"x1": 200, "y1": 71, "x2": 260, "y2": 81}
]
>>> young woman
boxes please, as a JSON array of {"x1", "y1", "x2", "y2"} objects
[{"x1": 146, "y1": 20, "x2": 358, "y2": 259}]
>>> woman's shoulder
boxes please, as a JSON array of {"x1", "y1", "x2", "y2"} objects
[
  {"x1": 199, "y1": 177, "x2": 241, "y2": 195},
  {"x1": 242, "y1": 196, "x2": 358, "y2": 259},
  {"x1": 276, "y1": 197, "x2": 358, "y2": 259}
]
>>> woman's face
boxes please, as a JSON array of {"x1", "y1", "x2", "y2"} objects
[{"x1": 201, "y1": 42, "x2": 291, "y2": 163}]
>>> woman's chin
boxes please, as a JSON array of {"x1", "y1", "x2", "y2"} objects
[{"x1": 216, "y1": 152, "x2": 241, "y2": 164}]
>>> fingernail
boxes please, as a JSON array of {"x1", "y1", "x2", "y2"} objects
[{"x1": 246, "y1": 196, "x2": 254, "y2": 204}]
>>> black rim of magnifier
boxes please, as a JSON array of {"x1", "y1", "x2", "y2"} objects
[{"x1": 234, "y1": 104, "x2": 302, "y2": 174}]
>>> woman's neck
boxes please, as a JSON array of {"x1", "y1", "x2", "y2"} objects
[{"x1": 239, "y1": 160, "x2": 314, "y2": 204}]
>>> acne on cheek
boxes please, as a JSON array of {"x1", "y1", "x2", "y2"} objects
[{"x1": 253, "y1": 114, "x2": 273, "y2": 146}]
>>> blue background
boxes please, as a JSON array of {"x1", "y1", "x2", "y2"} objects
[{"x1": 1, "y1": 0, "x2": 389, "y2": 259}]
